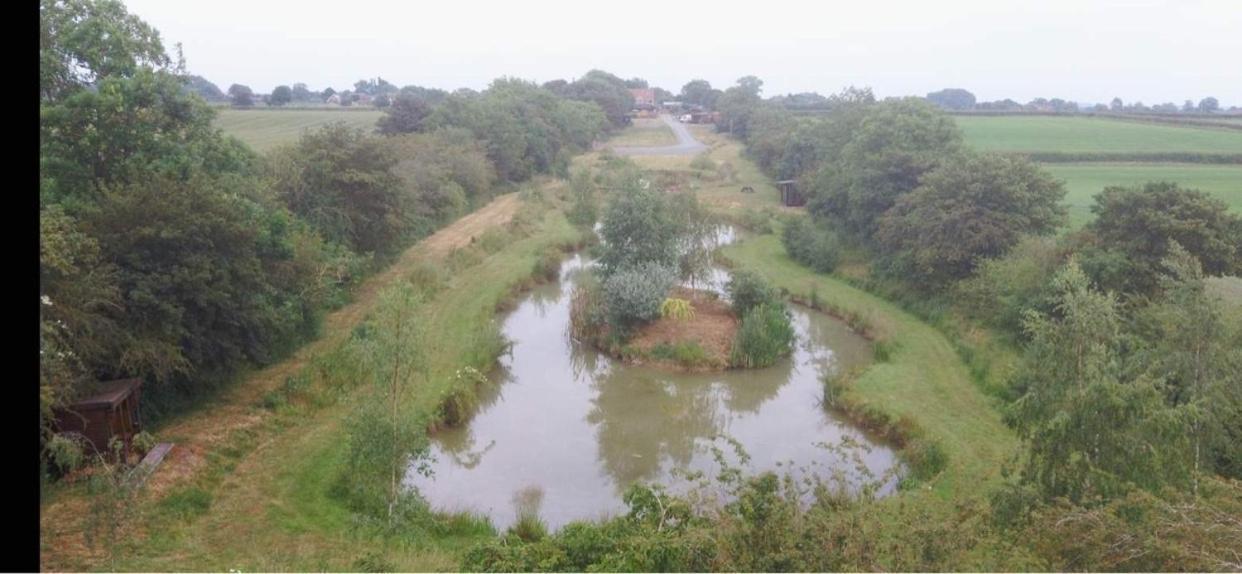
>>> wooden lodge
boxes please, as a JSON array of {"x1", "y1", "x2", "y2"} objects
[
  {"x1": 52, "y1": 378, "x2": 143, "y2": 456},
  {"x1": 777, "y1": 180, "x2": 806, "y2": 207}
]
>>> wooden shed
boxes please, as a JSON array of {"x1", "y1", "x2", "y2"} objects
[
  {"x1": 53, "y1": 378, "x2": 143, "y2": 457},
  {"x1": 777, "y1": 180, "x2": 806, "y2": 207}
]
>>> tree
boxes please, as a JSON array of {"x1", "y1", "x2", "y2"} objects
[
  {"x1": 925, "y1": 88, "x2": 976, "y2": 110},
  {"x1": 562, "y1": 69, "x2": 634, "y2": 128},
  {"x1": 1006, "y1": 260, "x2": 1192, "y2": 503},
  {"x1": 291, "y1": 82, "x2": 312, "y2": 101},
  {"x1": 387, "y1": 128, "x2": 496, "y2": 230},
  {"x1": 876, "y1": 152, "x2": 1067, "y2": 286},
  {"x1": 376, "y1": 92, "x2": 432, "y2": 134},
  {"x1": 1198, "y1": 97, "x2": 1220, "y2": 113},
  {"x1": 269, "y1": 85, "x2": 292, "y2": 106},
  {"x1": 1110, "y1": 97, "x2": 1124, "y2": 111},
  {"x1": 1183, "y1": 100, "x2": 1196, "y2": 112},
  {"x1": 679, "y1": 79, "x2": 718, "y2": 109},
  {"x1": 40, "y1": 0, "x2": 171, "y2": 101},
  {"x1": 81, "y1": 174, "x2": 315, "y2": 387},
  {"x1": 39, "y1": 0, "x2": 328, "y2": 424},
  {"x1": 716, "y1": 75, "x2": 764, "y2": 137},
  {"x1": 1135, "y1": 244, "x2": 1242, "y2": 482},
  {"x1": 183, "y1": 75, "x2": 224, "y2": 101},
  {"x1": 228, "y1": 83, "x2": 254, "y2": 107},
  {"x1": 322, "y1": 86, "x2": 336, "y2": 100},
  {"x1": 1081, "y1": 181, "x2": 1242, "y2": 296},
  {"x1": 808, "y1": 97, "x2": 964, "y2": 241},
  {"x1": 425, "y1": 78, "x2": 607, "y2": 182},
  {"x1": 270, "y1": 124, "x2": 405, "y2": 254},
  {"x1": 597, "y1": 174, "x2": 682, "y2": 276},
  {"x1": 337, "y1": 283, "x2": 432, "y2": 522}
]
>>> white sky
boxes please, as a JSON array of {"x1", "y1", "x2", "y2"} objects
[{"x1": 125, "y1": 0, "x2": 1241, "y2": 107}]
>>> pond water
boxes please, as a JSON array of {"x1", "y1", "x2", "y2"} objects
[{"x1": 406, "y1": 252, "x2": 899, "y2": 530}]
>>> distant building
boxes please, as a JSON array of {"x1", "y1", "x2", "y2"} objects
[
  {"x1": 326, "y1": 94, "x2": 342, "y2": 105},
  {"x1": 629, "y1": 88, "x2": 656, "y2": 108}
]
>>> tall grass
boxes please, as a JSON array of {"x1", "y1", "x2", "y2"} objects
[{"x1": 730, "y1": 303, "x2": 795, "y2": 368}]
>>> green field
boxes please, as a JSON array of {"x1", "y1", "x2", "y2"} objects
[
  {"x1": 956, "y1": 115, "x2": 1242, "y2": 154},
  {"x1": 606, "y1": 117, "x2": 677, "y2": 147},
  {"x1": 214, "y1": 109, "x2": 384, "y2": 152},
  {"x1": 1044, "y1": 163, "x2": 1242, "y2": 227}
]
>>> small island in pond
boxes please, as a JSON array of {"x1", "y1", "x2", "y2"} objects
[{"x1": 569, "y1": 167, "x2": 794, "y2": 372}]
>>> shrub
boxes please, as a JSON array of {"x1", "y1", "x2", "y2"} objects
[
  {"x1": 660, "y1": 298, "x2": 695, "y2": 320},
  {"x1": 781, "y1": 216, "x2": 841, "y2": 273},
  {"x1": 727, "y1": 270, "x2": 780, "y2": 316},
  {"x1": 690, "y1": 153, "x2": 715, "y2": 171},
  {"x1": 957, "y1": 235, "x2": 1063, "y2": 338},
  {"x1": 731, "y1": 303, "x2": 795, "y2": 368},
  {"x1": 532, "y1": 248, "x2": 562, "y2": 282},
  {"x1": 567, "y1": 169, "x2": 598, "y2": 227},
  {"x1": 603, "y1": 263, "x2": 678, "y2": 336}
]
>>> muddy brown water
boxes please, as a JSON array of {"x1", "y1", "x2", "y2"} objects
[{"x1": 406, "y1": 251, "x2": 899, "y2": 531}]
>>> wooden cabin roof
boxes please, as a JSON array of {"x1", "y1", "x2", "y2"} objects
[{"x1": 69, "y1": 378, "x2": 142, "y2": 410}]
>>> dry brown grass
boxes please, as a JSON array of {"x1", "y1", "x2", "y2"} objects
[{"x1": 626, "y1": 288, "x2": 738, "y2": 370}]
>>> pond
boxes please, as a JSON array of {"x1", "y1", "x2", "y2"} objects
[{"x1": 406, "y1": 251, "x2": 899, "y2": 531}]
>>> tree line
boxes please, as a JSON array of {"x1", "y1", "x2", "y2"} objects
[
  {"x1": 39, "y1": 0, "x2": 613, "y2": 458},
  {"x1": 726, "y1": 74, "x2": 1242, "y2": 566}
]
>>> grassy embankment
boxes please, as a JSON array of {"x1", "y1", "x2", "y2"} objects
[
  {"x1": 41, "y1": 183, "x2": 587, "y2": 572},
  {"x1": 213, "y1": 108, "x2": 384, "y2": 151}
]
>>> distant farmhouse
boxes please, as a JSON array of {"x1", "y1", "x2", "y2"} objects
[{"x1": 629, "y1": 88, "x2": 657, "y2": 108}]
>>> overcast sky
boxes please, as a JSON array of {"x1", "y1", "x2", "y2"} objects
[{"x1": 124, "y1": 0, "x2": 1240, "y2": 107}]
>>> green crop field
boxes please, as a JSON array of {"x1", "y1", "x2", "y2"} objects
[
  {"x1": 1044, "y1": 163, "x2": 1242, "y2": 228},
  {"x1": 956, "y1": 115, "x2": 1242, "y2": 154},
  {"x1": 214, "y1": 108, "x2": 384, "y2": 152}
]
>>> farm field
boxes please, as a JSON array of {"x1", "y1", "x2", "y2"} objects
[
  {"x1": 956, "y1": 115, "x2": 1242, "y2": 155},
  {"x1": 1045, "y1": 163, "x2": 1242, "y2": 227},
  {"x1": 214, "y1": 108, "x2": 383, "y2": 151}
]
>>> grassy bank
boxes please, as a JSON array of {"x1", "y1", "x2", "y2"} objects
[
  {"x1": 721, "y1": 234, "x2": 1016, "y2": 499},
  {"x1": 41, "y1": 185, "x2": 586, "y2": 571}
]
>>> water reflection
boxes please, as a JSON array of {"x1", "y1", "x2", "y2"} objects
[{"x1": 406, "y1": 253, "x2": 897, "y2": 530}]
